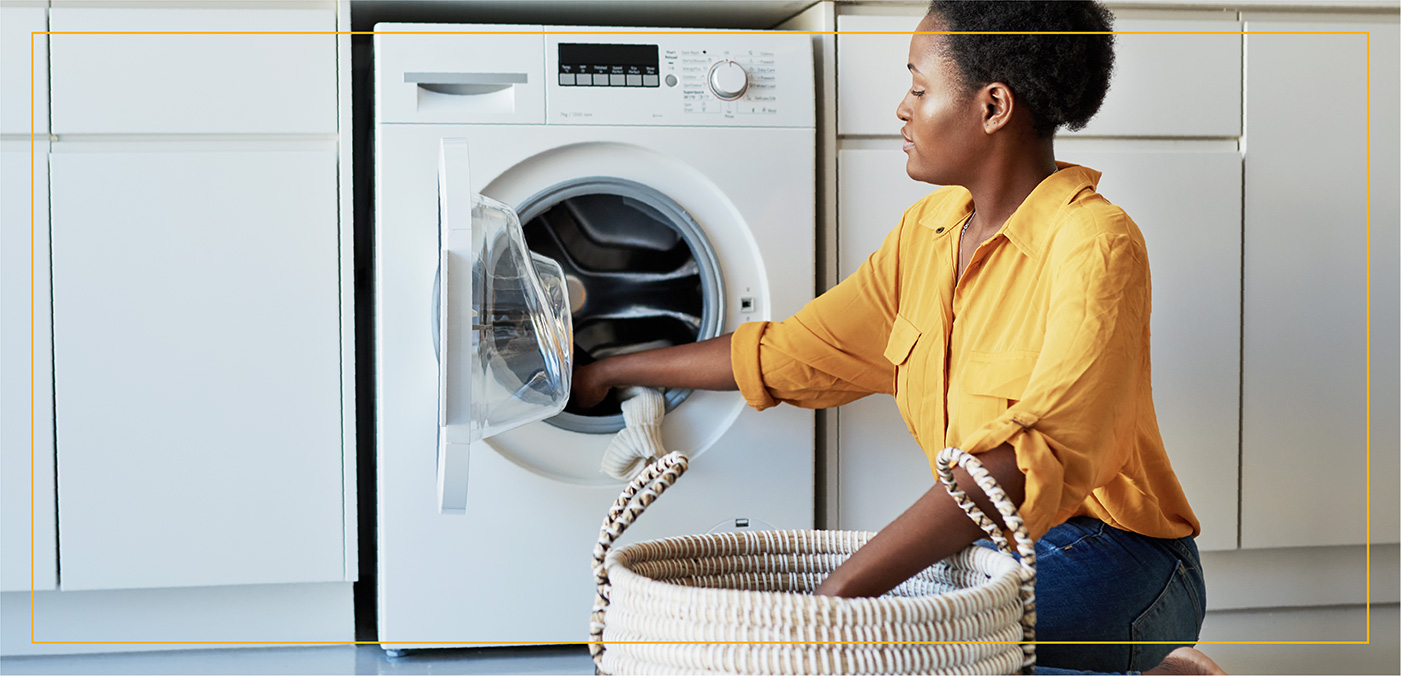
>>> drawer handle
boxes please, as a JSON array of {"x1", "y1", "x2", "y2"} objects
[{"x1": 405, "y1": 72, "x2": 528, "y2": 96}]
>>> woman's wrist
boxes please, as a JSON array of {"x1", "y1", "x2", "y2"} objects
[{"x1": 587, "y1": 356, "x2": 624, "y2": 390}]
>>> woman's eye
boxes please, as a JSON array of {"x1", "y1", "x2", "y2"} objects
[{"x1": 911, "y1": 89, "x2": 925, "y2": 98}]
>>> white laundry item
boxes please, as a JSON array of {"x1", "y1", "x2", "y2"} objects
[{"x1": 599, "y1": 387, "x2": 667, "y2": 481}]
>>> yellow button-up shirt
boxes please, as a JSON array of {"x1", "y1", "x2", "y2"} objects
[{"x1": 732, "y1": 163, "x2": 1200, "y2": 541}]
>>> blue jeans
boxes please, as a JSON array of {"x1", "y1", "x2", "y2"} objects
[{"x1": 975, "y1": 517, "x2": 1207, "y2": 675}]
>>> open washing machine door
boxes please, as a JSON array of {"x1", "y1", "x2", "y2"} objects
[{"x1": 436, "y1": 138, "x2": 573, "y2": 514}]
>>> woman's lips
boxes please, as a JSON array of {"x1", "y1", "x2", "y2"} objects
[{"x1": 902, "y1": 139, "x2": 914, "y2": 151}]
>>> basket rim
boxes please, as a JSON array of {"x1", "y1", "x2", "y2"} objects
[{"x1": 604, "y1": 529, "x2": 1027, "y2": 617}]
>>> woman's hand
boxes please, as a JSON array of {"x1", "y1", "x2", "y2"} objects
[
  {"x1": 570, "y1": 361, "x2": 613, "y2": 411},
  {"x1": 813, "y1": 444, "x2": 1025, "y2": 598},
  {"x1": 566, "y1": 334, "x2": 739, "y2": 412}
]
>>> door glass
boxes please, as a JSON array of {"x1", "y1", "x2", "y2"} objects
[{"x1": 436, "y1": 139, "x2": 574, "y2": 444}]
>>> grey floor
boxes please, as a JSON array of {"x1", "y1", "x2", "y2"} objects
[{"x1": 0, "y1": 644, "x2": 596, "y2": 675}]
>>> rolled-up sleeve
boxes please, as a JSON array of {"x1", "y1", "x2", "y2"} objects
[
  {"x1": 959, "y1": 230, "x2": 1152, "y2": 539},
  {"x1": 731, "y1": 221, "x2": 905, "y2": 411}
]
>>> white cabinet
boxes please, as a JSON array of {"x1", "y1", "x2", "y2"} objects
[
  {"x1": 2, "y1": 1, "x2": 353, "y2": 654},
  {"x1": 836, "y1": 14, "x2": 1242, "y2": 138},
  {"x1": 1, "y1": 140, "x2": 56, "y2": 593},
  {"x1": 48, "y1": 145, "x2": 345, "y2": 590},
  {"x1": 48, "y1": 8, "x2": 336, "y2": 135},
  {"x1": 1239, "y1": 16, "x2": 1400, "y2": 548},
  {"x1": 832, "y1": 10, "x2": 1245, "y2": 551},
  {"x1": 827, "y1": 5, "x2": 1399, "y2": 626},
  {"x1": 0, "y1": 0, "x2": 349, "y2": 610}
]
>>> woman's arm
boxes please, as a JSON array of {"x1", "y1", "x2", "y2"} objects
[
  {"x1": 815, "y1": 443, "x2": 1025, "y2": 598},
  {"x1": 570, "y1": 333, "x2": 736, "y2": 410}
]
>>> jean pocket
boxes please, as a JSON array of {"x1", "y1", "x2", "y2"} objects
[{"x1": 1128, "y1": 561, "x2": 1205, "y2": 670}]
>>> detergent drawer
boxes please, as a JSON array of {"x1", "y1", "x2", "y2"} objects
[{"x1": 375, "y1": 24, "x2": 546, "y2": 126}]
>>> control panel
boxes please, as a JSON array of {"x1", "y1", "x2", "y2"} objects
[
  {"x1": 557, "y1": 43, "x2": 661, "y2": 88},
  {"x1": 676, "y1": 48, "x2": 776, "y2": 113},
  {"x1": 545, "y1": 30, "x2": 813, "y2": 128}
]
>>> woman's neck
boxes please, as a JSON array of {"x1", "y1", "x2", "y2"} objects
[{"x1": 963, "y1": 137, "x2": 1058, "y2": 239}]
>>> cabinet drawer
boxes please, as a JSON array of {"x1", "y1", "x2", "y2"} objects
[
  {"x1": 50, "y1": 144, "x2": 345, "y2": 590},
  {"x1": 1, "y1": 6, "x2": 48, "y2": 135},
  {"x1": 836, "y1": 14, "x2": 1241, "y2": 137},
  {"x1": 1069, "y1": 19, "x2": 1241, "y2": 137},
  {"x1": 835, "y1": 15, "x2": 913, "y2": 137},
  {"x1": 49, "y1": 8, "x2": 335, "y2": 135}
]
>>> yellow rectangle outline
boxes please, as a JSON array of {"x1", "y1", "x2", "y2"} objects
[{"x1": 24, "y1": 27, "x2": 1378, "y2": 652}]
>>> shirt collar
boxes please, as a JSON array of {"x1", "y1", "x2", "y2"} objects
[{"x1": 920, "y1": 162, "x2": 1102, "y2": 257}]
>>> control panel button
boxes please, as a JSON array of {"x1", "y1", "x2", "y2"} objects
[
  {"x1": 663, "y1": 74, "x2": 676, "y2": 87},
  {"x1": 707, "y1": 60, "x2": 749, "y2": 101}
]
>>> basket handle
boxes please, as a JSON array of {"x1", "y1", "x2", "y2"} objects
[
  {"x1": 589, "y1": 450, "x2": 689, "y2": 669},
  {"x1": 934, "y1": 446, "x2": 1037, "y2": 670}
]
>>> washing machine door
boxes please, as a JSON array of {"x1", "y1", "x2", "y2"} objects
[{"x1": 436, "y1": 139, "x2": 573, "y2": 513}]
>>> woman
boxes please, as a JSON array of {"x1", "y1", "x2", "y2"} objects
[{"x1": 573, "y1": 2, "x2": 1223, "y2": 673}]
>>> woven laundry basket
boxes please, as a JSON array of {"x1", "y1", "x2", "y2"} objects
[{"x1": 590, "y1": 447, "x2": 1037, "y2": 675}]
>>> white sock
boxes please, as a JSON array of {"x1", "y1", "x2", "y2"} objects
[{"x1": 599, "y1": 387, "x2": 667, "y2": 481}]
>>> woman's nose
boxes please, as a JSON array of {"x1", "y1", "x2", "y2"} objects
[{"x1": 895, "y1": 95, "x2": 911, "y2": 122}]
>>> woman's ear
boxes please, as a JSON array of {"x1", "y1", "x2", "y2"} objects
[{"x1": 979, "y1": 82, "x2": 1015, "y2": 134}]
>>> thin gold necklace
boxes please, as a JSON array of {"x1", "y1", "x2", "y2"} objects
[{"x1": 958, "y1": 211, "x2": 976, "y2": 278}]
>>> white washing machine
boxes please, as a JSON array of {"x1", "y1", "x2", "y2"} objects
[{"x1": 374, "y1": 24, "x2": 816, "y2": 649}]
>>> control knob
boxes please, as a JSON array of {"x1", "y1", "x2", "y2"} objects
[{"x1": 707, "y1": 60, "x2": 749, "y2": 101}]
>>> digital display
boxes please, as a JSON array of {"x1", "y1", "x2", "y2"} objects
[{"x1": 557, "y1": 43, "x2": 660, "y2": 88}]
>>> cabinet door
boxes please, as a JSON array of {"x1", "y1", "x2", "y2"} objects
[
  {"x1": 835, "y1": 148, "x2": 940, "y2": 531},
  {"x1": 836, "y1": 14, "x2": 1242, "y2": 138},
  {"x1": 49, "y1": 144, "x2": 345, "y2": 590},
  {"x1": 1057, "y1": 143, "x2": 1243, "y2": 552},
  {"x1": 1, "y1": 141, "x2": 57, "y2": 592},
  {"x1": 1240, "y1": 17, "x2": 1400, "y2": 548},
  {"x1": 49, "y1": 8, "x2": 335, "y2": 135},
  {"x1": 1, "y1": 6, "x2": 47, "y2": 135}
]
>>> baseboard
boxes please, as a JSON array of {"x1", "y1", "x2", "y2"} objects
[{"x1": 1, "y1": 582, "x2": 353, "y2": 656}]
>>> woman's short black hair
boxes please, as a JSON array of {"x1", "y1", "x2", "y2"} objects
[{"x1": 926, "y1": 1, "x2": 1116, "y2": 137}]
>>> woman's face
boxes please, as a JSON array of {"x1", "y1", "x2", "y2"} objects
[{"x1": 896, "y1": 18, "x2": 983, "y2": 185}]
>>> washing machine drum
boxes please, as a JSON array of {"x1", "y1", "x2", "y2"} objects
[{"x1": 516, "y1": 178, "x2": 725, "y2": 434}]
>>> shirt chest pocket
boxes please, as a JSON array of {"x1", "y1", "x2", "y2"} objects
[
  {"x1": 957, "y1": 351, "x2": 1038, "y2": 433},
  {"x1": 883, "y1": 314, "x2": 924, "y2": 442}
]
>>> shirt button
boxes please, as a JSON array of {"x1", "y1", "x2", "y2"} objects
[{"x1": 935, "y1": 227, "x2": 945, "y2": 233}]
